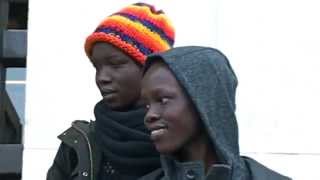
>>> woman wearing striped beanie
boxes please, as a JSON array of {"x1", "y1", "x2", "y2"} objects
[{"x1": 47, "y1": 3, "x2": 175, "y2": 180}]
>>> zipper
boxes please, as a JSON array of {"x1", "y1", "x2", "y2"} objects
[{"x1": 72, "y1": 124, "x2": 94, "y2": 180}]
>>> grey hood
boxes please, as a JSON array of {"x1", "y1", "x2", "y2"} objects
[{"x1": 145, "y1": 46, "x2": 248, "y2": 180}]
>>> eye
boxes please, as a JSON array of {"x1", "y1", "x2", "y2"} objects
[
  {"x1": 146, "y1": 104, "x2": 150, "y2": 110},
  {"x1": 160, "y1": 97, "x2": 169, "y2": 105},
  {"x1": 111, "y1": 64, "x2": 123, "y2": 69}
]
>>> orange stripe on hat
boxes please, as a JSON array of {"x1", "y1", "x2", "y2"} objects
[
  {"x1": 121, "y1": 5, "x2": 174, "y2": 40},
  {"x1": 99, "y1": 15, "x2": 170, "y2": 51},
  {"x1": 85, "y1": 32, "x2": 146, "y2": 64}
]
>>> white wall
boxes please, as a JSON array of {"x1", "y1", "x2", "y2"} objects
[
  {"x1": 217, "y1": 1, "x2": 320, "y2": 179},
  {"x1": 23, "y1": 0, "x2": 320, "y2": 179}
]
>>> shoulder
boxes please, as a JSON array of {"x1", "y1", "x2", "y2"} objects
[
  {"x1": 54, "y1": 120, "x2": 95, "y2": 158},
  {"x1": 49, "y1": 120, "x2": 99, "y2": 179},
  {"x1": 242, "y1": 156, "x2": 291, "y2": 180},
  {"x1": 138, "y1": 168, "x2": 165, "y2": 180},
  {"x1": 57, "y1": 120, "x2": 94, "y2": 144}
]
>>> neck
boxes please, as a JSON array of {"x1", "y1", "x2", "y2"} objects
[
  {"x1": 176, "y1": 134, "x2": 217, "y2": 173},
  {"x1": 109, "y1": 99, "x2": 144, "y2": 112}
]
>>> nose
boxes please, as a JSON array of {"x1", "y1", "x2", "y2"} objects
[
  {"x1": 144, "y1": 107, "x2": 161, "y2": 126},
  {"x1": 96, "y1": 67, "x2": 112, "y2": 86}
]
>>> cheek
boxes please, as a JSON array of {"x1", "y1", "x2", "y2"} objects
[
  {"x1": 165, "y1": 104, "x2": 188, "y2": 132},
  {"x1": 120, "y1": 67, "x2": 142, "y2": 84},
  {"x1": 118, "y1": 69, "x2": 142, "y2": 98},
  {"x1": 125, "y1": 73, "x2": 141, "y2": 91},
  {"x1": 95, "y1": 77, "x2": 102, "y2": 91},
  {"x1": 166, "y1": 103, "x2": 199, "y2": 137},
  {"x1": 183, "y1": 107, "x2": 201, "y2": 134},
  {"x1": 157, "y1": 104, "x2": 199, "y2": 154}
]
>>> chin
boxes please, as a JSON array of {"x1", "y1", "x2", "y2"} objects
[
  {"x1": 156, "y1": 143, "x2": 178, "y2": 155},
  {"x1": 103, "y1": 100, "x2": 121, "y2": 110},
  {"x1": 106, "y1": 101, "x2": 136, "y2": 112}
]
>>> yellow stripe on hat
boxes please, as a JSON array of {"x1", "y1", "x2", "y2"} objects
[
  {"x1": 106, "y1": 15, "x2": 171, "y2": 50},
  {"x1": 123, "y1": 5, "x2": 175, "y2": 37}
]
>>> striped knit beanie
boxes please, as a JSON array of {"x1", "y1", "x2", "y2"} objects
[{"x1": 85, "y1": 2, "x2": 175, "y2": 65}]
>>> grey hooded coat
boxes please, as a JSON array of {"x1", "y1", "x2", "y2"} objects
[{"x1": 139, "y1": 46, "x2": 291, "y2": 180}]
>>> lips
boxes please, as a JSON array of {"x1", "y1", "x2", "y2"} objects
[
  {"x1": 101, "y1": 89, "x2": 117, "y2": 99},
  {"x1": 149, "y1": 124, "x2": 168, "y2": 141}
]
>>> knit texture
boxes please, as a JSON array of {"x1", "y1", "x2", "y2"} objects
[
  {"x1": 85, "y1": 2, "x2": 175, "y2": 65},
  {"x1": 94, "y1": 100, "x2": 160, "y2": 178}
]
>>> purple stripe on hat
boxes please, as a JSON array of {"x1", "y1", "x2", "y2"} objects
[
  {"x1": 114, "y1": 12, "x2": 174, "y2": 46},
  {"x1": 95, "y1": 27, "x2": 153, "y2": 55}
]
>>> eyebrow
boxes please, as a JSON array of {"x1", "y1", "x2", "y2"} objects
[{"x1": 151, "y1": 86, "x2": 176, "y2": 97}]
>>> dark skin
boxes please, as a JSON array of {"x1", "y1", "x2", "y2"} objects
[
  {"x1": 142, "y1": 60, "x2": 217, "y2": 172},
  {"x1": 90, "y1": 42, "x2": 143, "y2": 111}
]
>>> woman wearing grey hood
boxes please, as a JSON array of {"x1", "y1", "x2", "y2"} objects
[{"x1": 140, "y1": 46, "x2": 291, "y2": 180}]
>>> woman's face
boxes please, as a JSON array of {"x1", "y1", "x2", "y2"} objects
[
  {"x1": 142, "y1": 60, "x2": 203, "y2": 155},
  {"x1": 90, "y1": 42, "x2": 143, "y2": 111}
]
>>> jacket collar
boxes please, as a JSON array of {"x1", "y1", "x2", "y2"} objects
[
  {"x1": 58, "y1": 120, "x2": 102, "y2": 180},
  {"x1": 160, "y1": 156, "x2": 232, "y2": 180}
]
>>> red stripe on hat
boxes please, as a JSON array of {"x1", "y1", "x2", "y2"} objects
[
  {"x1": 120, "y1": 6, "x2": 174, "y2": 40},
  {"x1": 99, "y1": 17, "x2": 169, "y2": 52},
  {"x1": 85, "y1": 32, "x2": 146, "y2": 64}
]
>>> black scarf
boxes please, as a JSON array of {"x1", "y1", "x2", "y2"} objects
[{"x1": 94, "y1": 100, "x2": 160, "y2": 176}]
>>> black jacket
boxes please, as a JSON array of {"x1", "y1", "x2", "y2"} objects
[
  {"x1": 47, "y1": 120, "x2": 102, "y2": 180},
  {"x1": 47, "y1": 119, "x2": 158, "y2": 180},
  {"x1": 139, "y1": 46, "x2": 291, "y2": 180},
  {"x1": 140, "y1": 156, "x2": 290, "y2": 180},
  {"x1": 47, "y1": 101, "x2": 161, "y2": 180}
]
